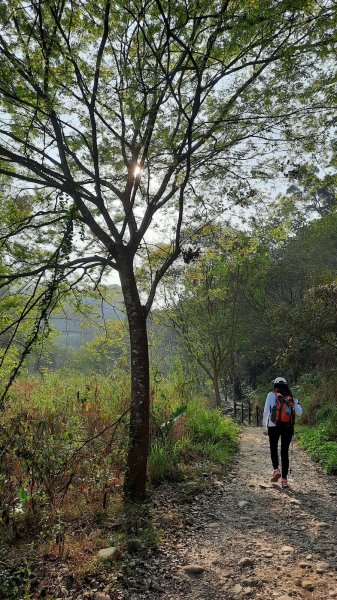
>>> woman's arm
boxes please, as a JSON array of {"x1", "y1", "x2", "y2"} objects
[
  {"x1": 262, "y1": 392, "x2": 275, "y2": 427},
  {"x1": 294, "y1": 398, "x2": 303, "y2": 417}
]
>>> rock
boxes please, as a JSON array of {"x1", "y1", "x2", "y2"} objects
[
  {"x1": 301, "y1": 580, "x2": 315, "y2": 591},
  {"x1": 182, "y1": 564, "x2": 205, "y2": 576},
  {"x1": 277, "y1": 596, "x2": 293, "y2": 600},
  {"x1": 281, "y1": 546, "x2": 294, "y2": 553},
  {"x1": 316, "y1": 561, "x2": 329, "y2": 573},
  {"x1": 232, "y1": 584, "x2": 243, "y2": 594},
  {"x1": 94, "y1": 594, "x2": 111, "y2": 600},
  {"x1": 242, "y1": 587, "x2": 253, "y2": 596},
  {"x1": 97, "y1": 547, "x2": 121, "y2": 561},
  {"x1": 317, "y1": 521, "x2": 330, "y2": 528},
  {"x1": 329, "y1": 592, "x2": 337, "y2": 598},
  {"x1": 289, "y1": 498, "x2": 301, "y2": 505},
  {"x1": 299, "y1": 561, "x2": 311, "y2": 569},
  {"x1": 241, "y1": 577, "x2": 257, "y2": 586},
  {"x1": 206, "y1": 522, "x2": 219, "y2": 529},
  {"x1": 259, "y1": 484, "x2": 268, "y2": 489},
  {"x1": 238, "y1": 501, "x2": 248, "y2": 508},
  {"x1": 239, "y1": 557, "x2": 254, "y2": 568},
  {"x1": 151, "y1": 582, "x2": 165, "y2": 592}
]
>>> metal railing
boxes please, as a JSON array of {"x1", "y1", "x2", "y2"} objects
[{"x1": 233, "y1": 402, "x2": 261, "y2": 426}]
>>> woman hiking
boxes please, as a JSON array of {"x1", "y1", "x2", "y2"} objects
[{"x1": 263, "y1": 377, "x2": 303, "y2": 488}]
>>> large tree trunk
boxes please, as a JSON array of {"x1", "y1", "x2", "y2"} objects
[{"x1": 119, "y1": 261, "x2": 150, "y2": 500}]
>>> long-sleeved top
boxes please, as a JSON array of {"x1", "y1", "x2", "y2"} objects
[{"x1": 262, "y1": 391, "x2": 303, "y2": 427}]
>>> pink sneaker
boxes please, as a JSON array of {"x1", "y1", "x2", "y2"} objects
[
  {"x1": 281, "y1": 478, "x2": 289, "y2": 489},
  {"x1": 271, "y1": 468, "x2": 281, "y2": 482}
]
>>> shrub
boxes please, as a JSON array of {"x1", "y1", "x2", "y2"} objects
[
  {"x1": 180, "y1": 400, "x2": 240, "y2": 464},
  {"x1": 148, "y1": 399, "x2": 240, "y2": 481},
  {"x1": 296, "y1": 424, "x2": 337, "y2": 474}
]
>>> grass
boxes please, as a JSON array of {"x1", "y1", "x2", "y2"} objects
[
  {"x1": 296, "y1": 424, "x2": 337, "y2": 474},
  {"x1": 0, "y1": 369, "x2": 240, "y2": 599},
  {"x1": 295, "y1": 370, "x2": 337, "y2": 474},
  {"x1": 147, "y1": 399, "x2": 240, "y2": 482}
]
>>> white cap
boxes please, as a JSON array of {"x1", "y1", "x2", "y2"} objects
[{"x1": 273, "y1": 377, "x2": 287, "y2": 384}]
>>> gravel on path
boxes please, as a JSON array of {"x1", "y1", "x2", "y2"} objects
[{"x1": 115, "y1": 427, "x2": 337, "y2": 600}]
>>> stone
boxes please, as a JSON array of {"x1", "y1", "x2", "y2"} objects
[
  {"x1": 277, "y1": 596, "x2": 293, "y2": 600},
  {"x1": 206, "y1": 522, "x2": 219, "y2": 529},
  {"x1": 281, "y1": 546, "x2": 295, "y2": 553},
  {"x1": 232, "y1": 584, "x2": 243, "y2": 594},
  {"x1": 238, "y1": 501, "x2": 249, "y2": 508},
  {"x1": 299, "y1": 561, "x2": 311, "y2": 569},
  {"x1": 241, "y1": 578, "x2": 257, "y2": 586},
  {"x1": 242, "y1": 587, "x2": 253, "y2": 596},
  {"x1": 151, "y1": 582, "x2": 165, "y2": 592},
  {"x1": 317, "y1": 521, "x2": 330, "y2": 528},
  {"x1": 182, "y1": 564, "x2": 205, "y2": 576},
  {"x1": 239, "y1": 557, "x2": 254, "y2": 568},
  {"x1": 94, "y1": 595, "x2": 111, "y2": 600},
  {"x1": 329, "y1": 592, "x2": 337, "y2": 598},
  {"x1": 97, "y1": 547, "x2": 121, "y2": 561},
  {"x1": 301, "y1": 580, "x2": 315, "y2": 591},
  {"x1": 259, "y1": 484, "x2": 268, "y2": 489},
  {"x1": 289, "y1": 498, "x2": 301, "y2": 505},
  {"x1": 316, "y1": 561, "x2": 329, "y2": 573}
]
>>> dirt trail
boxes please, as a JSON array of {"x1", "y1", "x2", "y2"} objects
[{"x1": 118, "y1": 427, "x2": 337, "y2": 600}]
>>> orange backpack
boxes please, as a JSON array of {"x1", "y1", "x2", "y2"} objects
[{"x1": 270, "y1": 392, "x2": 295, "y2": 426}]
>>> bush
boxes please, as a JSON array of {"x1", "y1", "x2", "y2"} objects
[
  {"x1": 0, "y1": 370, "x2": 129, "y2": 540},
  {"x1": 180, "y1": 400, "x2": 239, "y2": 464},
  {"x1": 148, "y1": 399, "x2": 240, "y2": 481},
  {"x1": 296, "y1": 424, "x2": 337, "y2": 474}
]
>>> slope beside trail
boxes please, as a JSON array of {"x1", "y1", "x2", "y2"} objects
[{"x1": 115, "y1": 427, "x2": 337, "y2": 600}]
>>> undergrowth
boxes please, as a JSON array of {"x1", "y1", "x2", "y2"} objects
[
  {"x1": 148, "y1": 400, "x2": 240, "y2": 483},
  {"x1": 295, "y1": 370, "x2": 337, "y2": 474},
  {"x1": 296, "y1": 425, "x2": 337, "y2": 474}
]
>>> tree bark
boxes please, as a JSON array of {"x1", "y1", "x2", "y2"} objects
[
  {"x1": 212, "y1": 373, "x2": 222, "y2": 409},
  {"x1": 119, "y1": 259, "x2": 150, "y2": 500}
]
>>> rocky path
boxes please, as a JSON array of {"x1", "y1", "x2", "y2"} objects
[{"x1": 116, "y1": 427, "x2": 337, "y2": 600}]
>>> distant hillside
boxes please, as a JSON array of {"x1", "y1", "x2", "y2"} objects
[{"x1": 51, "y1": 285, "x2": 125, "y2": 347}]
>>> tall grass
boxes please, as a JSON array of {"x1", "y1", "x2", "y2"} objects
[
  {"x1": 0, "y1": 368, "x2": 240, "y2": 541},
  {"x1": 148, "y1": 399, "x2": 240, "y2": 482}
]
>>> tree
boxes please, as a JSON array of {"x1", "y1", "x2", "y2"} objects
[
  {"x1": 0, "y1": 0, "x2": 333, "y2": 498},
  {"x1": 165, "y1": 230, "x2": 247, "y2": 407}
]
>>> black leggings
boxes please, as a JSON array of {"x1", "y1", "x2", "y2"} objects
[{"x1": 268, "y1": 425, "x2": 294, "y2": 479}]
